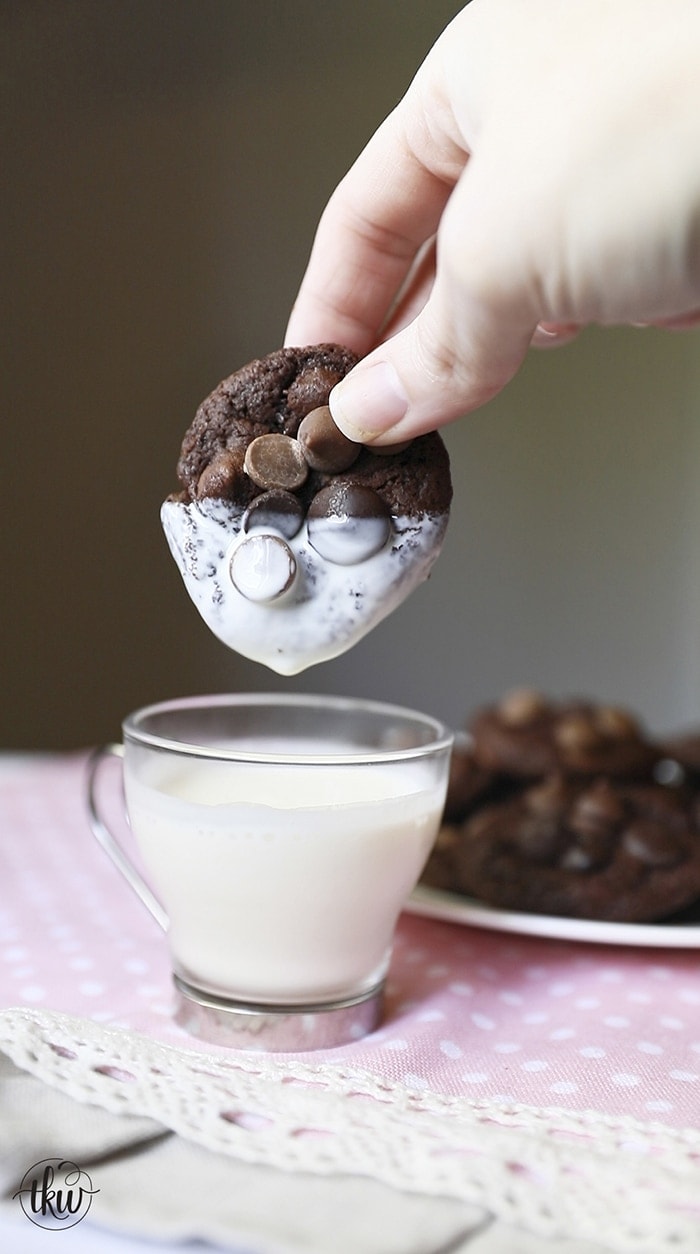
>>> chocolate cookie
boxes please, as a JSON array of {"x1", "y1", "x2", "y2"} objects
[
  {"x1": 655, "y1": 730, "x2": 700, "y2": 786},
  {"x1": 162, "y1": 345, "x2": 452, "y2": 674},
  {"x1": 450, "y1": 774, "x2": 700, "y2": 921},
  {"x1": 469, "y1": 689, "x2": 658, "y2": 780}
]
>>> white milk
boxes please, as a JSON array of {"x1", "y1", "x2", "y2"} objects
[{"x1": 125, "y1": 755, "x2": 445, "y2": 1003}]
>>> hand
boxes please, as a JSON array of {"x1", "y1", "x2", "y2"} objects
[{"x1": 285, "y1": 0, "x2": 700, "y2": 444}]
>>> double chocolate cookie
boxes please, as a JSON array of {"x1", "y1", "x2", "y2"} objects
[
  {"x1": 469, "y1": 688, "x2": 658, "y2": 779},
  {"x1": 451, "y1": 774, "x2": 700, "y2": 922},
  {"x1": 420, "y1": 689, "x2": 700, "y2": 921},
  {"x1": 162, "y1": 344, "x2": 452, "y2": 673}
]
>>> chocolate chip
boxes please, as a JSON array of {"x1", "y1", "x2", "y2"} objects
[
  {"x1": 297, "y1": 406, "x2": 361, "y2": 473},
  {"x1": 622, "y1": 821, "x2": 685, "y2": 867},
  {"x1": 564, "y1": 828, "x2": 615, "y2": 870},
  {"x1": 242, "y1": 489, "x2": 304, "y2": 539},
  {"x1": 243, "y1": 434, "x2": 308, "y2": 491},
  {"x1": 196, "y1": 446, "x2": 247, "y2": 500},
  {"x1": 498, "y1": 688, "x2": 546, "y2": 726},
  {"x1": 595, "y1": 706, "x2": 640, "y2": 739},
  {"x1": 513, "y1": 816, "x2": 561, "y2": 862},
  {"x1": 229, "y1": 534, "x2": 297, "y2": 603},
  {"x1": 524, "y1": 775, "x2": 569, "y2": 817},
  {"x1": 559, "y1": 844, "x2": 599, "y2": 872},
  {"x1": 286, "y1": 365, "x2": 344, "y2": 420},
  {"x1": 307, "y1": 483, "x2": 392, "y2": 565},
  {"x1": 569, "y1": 782, "x2": 625, "y2": 837},
  {"x1": 555, "y1": 714, "x2": 602, "y2": 755}
]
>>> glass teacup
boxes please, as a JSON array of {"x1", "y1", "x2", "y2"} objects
[{"x1": 87, "y1": 693, "x2": 452, "y2": 1051}]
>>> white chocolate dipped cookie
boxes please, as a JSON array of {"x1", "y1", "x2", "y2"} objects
[{"x1": 161, "y1": 344, "x2": 452, "y2": 674}]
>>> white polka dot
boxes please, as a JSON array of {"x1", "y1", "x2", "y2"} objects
[
  {"x1": 521, "y1": 1059, "x2": 548, "y2": 1072},
  {"x1": 599, "y1": 969, "x2": 623, "y2": 983},
  {"x1": 549, "y1": 1028, "x2": 576, "y2": 1041},
  {"x1": 579, "y1": 1046, "x2": 606, "y2": 1059},
  {"x1": 20, "y1": 986, "x2": 47, "y2": 1002},
  {"x1": 124, "y1": 958, "x2": 150, "y2": 975},
  {"x1": 417, "y1": 1008, "x2": 445, "y2": 1023},
  {"x1": 548, "y1": 982, "x2": 575, "y2": 997},
  {"x1": 679, "y1": 989, "x2": 700, "y2": 1006},
  {"x1": 79, "y1": 981, "x2": 106, "y2": 997},
  {"x1": 69, "y1": 957, "x2": 94, "y2": 971},
  {"x1": 471, "y1": 1013, "x2": 495, "y2": 1031},
  {"x1": 612, "y1": 1073, "x2": 641, "y2": 1087},
  {"x1": 549, "y1": 1081, "x2": 579, "y2": 1095},
  {"x1": 660, "y1": 1017, "x2": 685, "y2": 1031},
  {"x1": 403, "y1": 1073, "x2": 428, "y2": 1090},
  {"x1": 646, "y1": 1100, "x2": 673, "y2": 1114},
  {"x1": 525, "y1": 966, "x2": 547, "y2": 980},
  {"x1": 499, "y1": 991, "x2": 523, "y2": 1006},
  {"x1": 439, "y1": 1039, "x2": 463, "y2": 1059},
  {"x1": 47, "y1": 924, "x2": 73, "y2": 940},
  {"x1": 603, "y1": 1016, "x2": 630, "y2": 1028},
  {"x1": 2, "y1": 946, "x2": 29, "y2": 963},
  {"x1": 668, "y1": 1070, "x2": 699, "y2": 1084},
  {"x1": 449, "y1": 982, "x2": 474, "y2": 997},
  {"x1": 494, "y1": 1042, "x2": 521, "y2": 1054},
  {"x1": 404, "y1": 948, "x2": 427, "y2": 964},
  {"x1": 461, "y1": 1072, "x2": 490, "y2": 1084},
  {"x1": 575, "y1": 998, "x2": 601, "y2": 1010},
  {"x1": 522, "y1": 1011, "x2": 549, "y2": 1025},
  {"x1": 427, "y1": 964, "x2": 449, "y2": 978},
  {"x1": 636, "y1": 1041, "x2": 664, "y2": 1055},
  {"x1": 690, "y1": 1042, "x2": 700, "y2": 1055},
  {"x1": 384, "y1": 1038, "x2": 409, "y2": 1051},
  {"x1": 477, "y1": 965, "x2": 499, "y2": 981}
]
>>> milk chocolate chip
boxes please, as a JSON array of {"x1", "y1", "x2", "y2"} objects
[
  {"x1": 297, "y1": 406, "x2": 361, "y2": 473},
  {"x1": 196, "y1": 446, "x2": 248, "y2": 500},
  {"x1": 243, "y1": 434, "x2": 308, "y2": 491},
  {"x1": 307, "y1": 483, "x2": 392, "y2": 565}
]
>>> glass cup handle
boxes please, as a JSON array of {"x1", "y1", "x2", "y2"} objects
[{"x1": 86, "y1": 744, "x2": 169, "y2": 933}]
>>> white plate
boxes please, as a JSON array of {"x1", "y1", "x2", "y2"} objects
[{"x1": 407, "y1": 885, "x2": 700, "y2": 948}]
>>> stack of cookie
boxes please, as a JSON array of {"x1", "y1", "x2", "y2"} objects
[{"x1": 422, "y1": 689, "x2": 700, "y2": 922}]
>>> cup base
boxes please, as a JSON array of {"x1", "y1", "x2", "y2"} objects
[{"x1": 173, "y1": 973, "x2": 384, "y2": 1051}]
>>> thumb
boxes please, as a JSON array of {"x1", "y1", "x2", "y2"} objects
[{"x1": 328, "y1": 177, "x2": 537, "y2": 443}]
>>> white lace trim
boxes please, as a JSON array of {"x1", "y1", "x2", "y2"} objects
[{"x1": 1, "y1": 1008, "x2": 699, "y2": 1251}]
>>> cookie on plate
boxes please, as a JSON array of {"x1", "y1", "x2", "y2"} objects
[
  {"x1": 469, "y1": 688, "x2": 658, "y2": 780},
  {"x1": 162, "y1": 344, "x2": 452, "y2": 674},
  {"x1": 450, "y1": 774, "x2": 700, "y2": 921}
]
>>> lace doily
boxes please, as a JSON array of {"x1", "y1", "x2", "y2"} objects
[{"x1": 2, "y1": 1006, "x2": 699, "y2": 1253}]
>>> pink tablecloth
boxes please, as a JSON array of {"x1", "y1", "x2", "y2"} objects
[{"x1": 1, "y1": 753, "x2": 699, "y2": 1129}]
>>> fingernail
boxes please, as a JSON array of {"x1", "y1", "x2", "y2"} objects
[{"x1": 329, "y1": 361, "x2": 408, "y2": 443}]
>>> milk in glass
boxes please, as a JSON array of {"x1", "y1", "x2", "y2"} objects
[{"x1": 125, "y1": 751, "x2": 444, "y2": 1003}]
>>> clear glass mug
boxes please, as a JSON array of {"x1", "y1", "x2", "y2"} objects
[{"x1": 87, "y1": 693, "x2": 452, "y2": 1051}]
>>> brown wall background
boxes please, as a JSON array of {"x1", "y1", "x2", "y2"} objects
[{"x1": 4, "y1": 1, "x2": 700, "y2": 749}]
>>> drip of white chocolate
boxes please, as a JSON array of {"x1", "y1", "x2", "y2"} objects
[{"x1": 161, "y1": 497, "x2": 448, "y2": 675}]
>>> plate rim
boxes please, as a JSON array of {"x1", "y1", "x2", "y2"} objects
[{"x1": 407, "y1": 884, "x2": 700, "y2": 948}]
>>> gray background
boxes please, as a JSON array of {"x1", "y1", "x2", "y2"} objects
[{"x1": 3, "y1": 0, "x2": 700, "y2": 749}]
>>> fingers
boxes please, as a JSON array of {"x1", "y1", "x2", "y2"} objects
[
  {"x1": 284, "y1": 58, "x2": 467, "y2": 354},
  {"x1": 327, "y1": 155, "x2": 540, "y2": 443}
]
